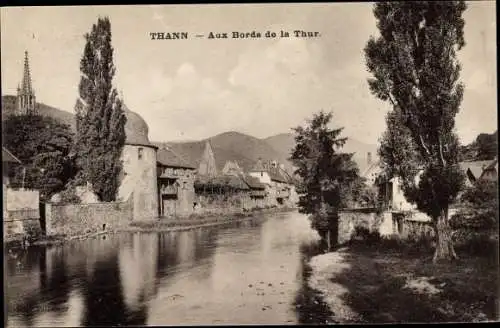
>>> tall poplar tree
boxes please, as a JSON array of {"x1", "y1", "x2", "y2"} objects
[
  {"x1": 74, "y1": 16, "x2": 126, "y2": 202},
  {"x1": 365, "y1": 2, "x2": 467, "y2": 261}
]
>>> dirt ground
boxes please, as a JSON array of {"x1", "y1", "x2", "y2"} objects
[{"x1": 308, "y1": 244, "x2": 499, "y2": 323}]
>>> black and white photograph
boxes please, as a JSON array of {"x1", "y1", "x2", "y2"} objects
[{"x1": 1, "y1": 2, "x2": 498, "y2": 326}]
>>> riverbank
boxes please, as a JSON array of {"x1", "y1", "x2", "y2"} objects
[
  {"x1": 307, "y1": 243, "x2": 498, "y2": 323},
  {"x1": 4, "y1": 206, "x2": 297, "y2": 250}
]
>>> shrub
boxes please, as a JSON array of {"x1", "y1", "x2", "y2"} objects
[
  {"x1": 57, "y1": 185, "x2": 81, "y2": 204},
  {"x1": 350, "y1": 226, "x2": 381, "y2": 246}
]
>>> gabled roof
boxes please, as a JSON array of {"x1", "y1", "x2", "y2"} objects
[
  {"x1": 222, "y1": 160, "x2": 243, "y2": 176},
  {"x1": 194, "y1": 174, "x2": 250, "y2": 190},
  {"x1": 242, "y1": 174, "x2": 266, "y2": 190},
  {"x1": 249, "y1": 159, "x2": 290, "y2": 183},
  {"x1": 157, "y1": 147, "x2": 196, "y2": 169},
  {"x1": 2, "y1": 147, "x2": 21, "y2": 164},
  {"x1": 459, "y1": 160, "x2": 495, "y2": 180},
  {"x1": 361, "y1": 161, "x2": 382, "y2": 178},
  {"x1": 250, "y1": 159, "x2": 266, "y2": 172},
  {"x1": 268, "y1": 166, "x2": 289, "y2": 183}
]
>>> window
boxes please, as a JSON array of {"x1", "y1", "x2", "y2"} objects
[{"x1": 138, "y1": 147, "x2": 143, "y2": 160}]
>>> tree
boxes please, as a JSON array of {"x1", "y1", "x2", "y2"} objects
[
  {"x1": 3, "y1": 114, "x2": 76, "y2": 201},
  {"x1": 290, "y1": 111, "x2": 359, "y2": 249},
  {"x1": 475, "y1": 131, "x2": 497, "y2": 160},
  {"x1": 73, "y1": 16, "x2": 126, "y2": 202},
  {"x1": 365, "y1": 2, "x2": 467, "y2": 261},
  {"x1": 451, "y1": 179, "x2": 498, "y2": 231}
]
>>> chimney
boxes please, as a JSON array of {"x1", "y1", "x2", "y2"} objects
[{"x1": 367, "y1": 152, "x2": 372, "y2": 166}]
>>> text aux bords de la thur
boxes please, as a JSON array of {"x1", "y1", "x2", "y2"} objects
[{"x1": 150, "y1": 30, "x2": 321, "y2": 40}]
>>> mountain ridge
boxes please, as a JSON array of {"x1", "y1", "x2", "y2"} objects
[{"x1": 2, "y1": 94, "x2": 377, "y2": 173}]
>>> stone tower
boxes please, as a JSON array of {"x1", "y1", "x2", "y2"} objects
[{"x1": 16, "y1": 51, "x2": 37, "y2": 115}]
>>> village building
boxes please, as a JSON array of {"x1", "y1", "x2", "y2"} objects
[
  {"x1": 117, "y1": 106, "x2": 159, "y2": 220},
  {"x1": 156, "y1": 146, "x2": 196, "y2": 217},
  {"x1": 364, "y1": 156, "x2": 498, "y2": 227},
  {"x1": 459, "y1": 158, "x2": 498, "y2": 187},
  {"x1": 248, "y1": 159, "x2": 297, "y2": 207},
  {"x1": 2, "y1": 147, "x2": 41, "y2": 236},
  {"x1": 242, "y1": 175, "x2": 267, "y2": 208}
]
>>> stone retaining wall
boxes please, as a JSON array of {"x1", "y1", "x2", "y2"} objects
[{"x1": 46, "y1": 196, "x2": 133, "y2": 237}]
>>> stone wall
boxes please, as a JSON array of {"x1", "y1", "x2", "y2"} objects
[
  {"x1": 45, "y1": 197, "x2": 133, "y2": 237},
  {"x1": 338, "y1": 208, "x2": 387, "y2": 244},
  {"x1": 392, "y1": 211, "x2": 435, "y2": 240},
  {"x1": 194, "y1": 192, "x2": 253, "y2": 215}
]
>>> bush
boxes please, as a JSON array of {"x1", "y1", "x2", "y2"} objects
[
  {"x1": 453, "y1": 229, "x2": 498, "y2": 257},
  {"x1": 57, "y1": 184, "x2": 81, "y2": 204},
  {"x1": 349, "y1": 226, "x2": 381, "y2": 246}
]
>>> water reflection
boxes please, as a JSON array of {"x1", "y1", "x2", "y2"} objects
[{"x1": 5, "y1": 212, "x2": 320, "y2": 326}]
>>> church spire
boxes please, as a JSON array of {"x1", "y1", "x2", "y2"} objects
[
  {"x1": 21, "y1": 51, "x2": 33, "y2": 95},
  {"x1": 16, "y1": 50, "x2": 37, "y2": 115}
]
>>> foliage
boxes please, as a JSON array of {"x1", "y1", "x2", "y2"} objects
[
  {"x1": 57, "y1": 183, "x2": 82, "y2": 204},
  {"x1": 451, "y1": 179, "x2": 498, "y2": 231},
  {"x1": 365, "y1": 2, "x2": 468, "y2": 260},
  {"x1": 347, "y1": 177, "x2": 381, "y2": 209},
  {"x1": 3, "y1": 114, "x2": 76, "y2": 201},
  {"x1": 459, "y1": 130, "x2": 498, "y2": 162},
  {"x1": 290, "y1": 111, "x2": 360, "y2": 235},
  {"x1": 73, "y1": 16, "x2": 126, "y2": 202},
  {"x1": 350, "y1": 226, "x2": 382, "y2": 246}
]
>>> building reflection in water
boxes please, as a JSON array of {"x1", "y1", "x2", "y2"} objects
[
  {"x1": 4, "y1": 214, "x2": 315, "y2": 327},
  {"x1": 119, "y1": 233, "x2": 159, "y2": 310}
]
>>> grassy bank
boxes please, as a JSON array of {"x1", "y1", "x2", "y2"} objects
[
  {"x1": 308, "y1": 241, "x2": 498, "y2": 323},
  {"x1": 127, "y1": 205, "x2": 296, "y2": 231}
]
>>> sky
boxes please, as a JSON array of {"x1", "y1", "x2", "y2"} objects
[{"x1": 1, "y1": 2, "x2": 497, "y2": 145}]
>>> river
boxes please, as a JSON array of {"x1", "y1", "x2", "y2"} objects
[{"x1": 4, "y1": 211, "x2": 324, "y2": 326}]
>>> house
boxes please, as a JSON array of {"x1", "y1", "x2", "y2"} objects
[
  {"x1": 248, "y1": 159, "x2": 296, "y2": 207},
  {"x1": 3, "y1": 147, "x2": 22, "y2": 187},
  {"x1": 242, "y1": 175, "x2": 267, "y2": 208},
  {"x1": 222, "y1": 160, "x2": 244, "y2": 176},
  {"x1": 458, "y1": 159, "x2": 497, "y2": 187},
  {"x1": 479, "y1": 158, "x2": 498, "y2": 182},
  {"x1": 3, "y1": 147, "x2": 41, "y2": 236},
  {"x1": 156, "y1": 146, "x2": 197, "y2": 217}
]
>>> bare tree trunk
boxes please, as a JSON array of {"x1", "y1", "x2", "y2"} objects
[
  {"x1": 433, "y1": 208, "x2": 458, "y2": 263},
  {"x1": 327, "y1": 229, "x2": 331, "y2": 251}
]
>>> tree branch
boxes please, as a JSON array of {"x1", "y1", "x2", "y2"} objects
[
  {"x1": 438, "y1": 137, "x2": 447, "y2": 167},
  {"x1": 419, "y1": 134, "x2": 431, "y2": 158}
]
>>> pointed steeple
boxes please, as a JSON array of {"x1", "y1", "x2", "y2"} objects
[
  {"x1": 16, "y1": 50, "x2": 37, "y2": 115},
  {"x1": 198, "y1": 140, "x2": 217, "y2": 177},
  {"x1": 21, "y1": 51, "x2": 33, "y2": 94}
]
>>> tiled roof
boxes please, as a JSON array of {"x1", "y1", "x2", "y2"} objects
[
  {"x1": 268, "y1": 167, "x2": 289, "y2": 183},
  {"x1": 123, "y1": 106, "x2": 154, "y2": 147},
  {"x1": 194, "y1": 174, "x2": 250, "y2": 190},
  {"x1": 249, "y1": 159, "x2": 290, "y2": 183},
  {"x1": 2, "y1": 147, "x2": 21, "y2": 164},
  {"x1": 251, "y1": 159, "x2": 266, "y2": 172},
  {"x1": 459, "y1": 160, "x2": 495, "y2": 179},
  {"x1": 242, "y1": 175, "x2": 266, "y2": 190},
  {"x1": 157, "y1": 147, "x2": 196, "y2": 169}
]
